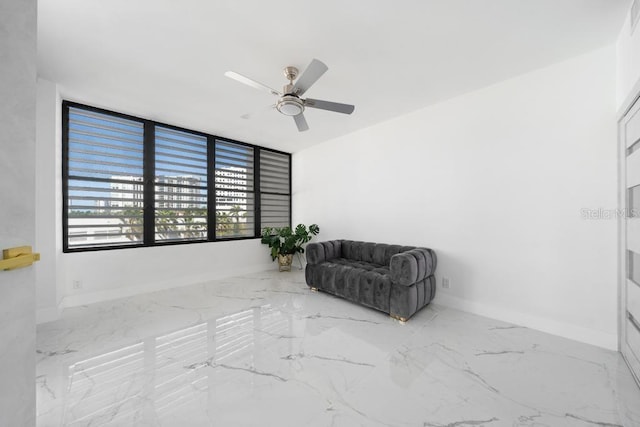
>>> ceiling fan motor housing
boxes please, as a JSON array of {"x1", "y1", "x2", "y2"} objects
[{"x1": 276, "y1": 92, "x2": 304, "y2": 116}]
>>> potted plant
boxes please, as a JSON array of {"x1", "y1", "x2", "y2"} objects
[{"x1": 261, "y1": 224, "x2": 320, "y2": 271}]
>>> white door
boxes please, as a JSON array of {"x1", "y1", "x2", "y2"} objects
[{"x1": 620, "y1": 94, "x2": 640, "y2": 385}]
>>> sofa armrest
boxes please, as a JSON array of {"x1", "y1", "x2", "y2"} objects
[
  {"x1": 390, "y1": 248, "x2": 437, "y2": 286},
  {"x1": 306, "y1": 240, "x2": 342, "y2": 265}
]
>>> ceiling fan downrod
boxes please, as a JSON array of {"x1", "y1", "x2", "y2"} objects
[{"x1": 277, "y1": 66, "x2": 304, "y2": 116}]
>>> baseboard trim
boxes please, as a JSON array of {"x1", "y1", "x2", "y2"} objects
[
  {"x1": 60, "y1": 264, "x2": 274, "y2": 309},
  {"x1": 434, "y1": 293, "x2": 618, "y2": 351}
]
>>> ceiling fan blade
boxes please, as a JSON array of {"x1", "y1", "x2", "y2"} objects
[
  {"x1": 305, "y1": 98, "x2": 355, "y2": 115},
  {"x1": 224, "y1": 71, "x2": 281, "y2": 96},
  {"x1": 292, "y1": 59, "x2": 328, "y2": 96},
  {"x1": 293, "y1": 113, "x2": 309, "y2": 132}
]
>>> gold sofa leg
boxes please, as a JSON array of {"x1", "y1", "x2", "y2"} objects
[
  {"x1": 390, "y1": 314, "x2": 408, "y2": 324},
  {"x1": 310, "y1": 287, "x2": 318, "y2": 292}
]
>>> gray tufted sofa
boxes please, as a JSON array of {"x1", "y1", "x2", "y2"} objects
[{"x1": 305, "y1": 240, "x2": 437, "y2": 322}]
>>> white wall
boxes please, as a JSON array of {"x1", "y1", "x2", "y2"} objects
[
  {"x1": 293, "y1": 45, "x2": 618, "y2": 350},
  {"x1": 617, "y1": 8, "x2": 640, "y2": 110},
  {"x1": 0, "y1": 0, "x2": 37, "y2": 424},
  {"x1": 59, "y1": 240, "x2": 274, "y2": 307}
]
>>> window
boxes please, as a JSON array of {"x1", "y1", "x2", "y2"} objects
[
  {"x1": 260, "y1": 150, "x2": 291, "y2": 229},
  {"x1": 155, "y1": 127, "x2": 208, "y2": 243},
  {"x1": 214, "y1": 140, "x2": 255, "y2": 239},
  {"x1": 63, "y1": 102, "x2": 291, "y2": 251},
  {"x1": 65, "y1": 106, "x2": 144, "y2": 249}
]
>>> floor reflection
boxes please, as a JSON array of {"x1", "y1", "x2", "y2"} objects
[{"x1": 61, "y1": 304, "x2": 292, "y2": 425}]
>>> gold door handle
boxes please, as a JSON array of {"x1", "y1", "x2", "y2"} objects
[{"x1": 1, "y1": 246, "x2": 40, "y2": 271}]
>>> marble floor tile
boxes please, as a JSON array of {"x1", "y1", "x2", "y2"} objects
[{"x1": 36, "y1": 270, "x2": 640, "y2": 426}]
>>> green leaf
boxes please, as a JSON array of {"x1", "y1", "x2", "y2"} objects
[{"x1": 259, "y1": 223, "x2": 320, "y2": 262}]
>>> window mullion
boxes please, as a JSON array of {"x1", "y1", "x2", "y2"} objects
[
  {"x1": 143, "y1": 122, "x2": 155, "y2": 245},
  {"x1": 254, "y1": 149, "x2": 261, "y2": 237},
  {"x1": 288, "y1": 154, "x2": 292, "y2": 227},
  {"x1": 208, "y1": 136, "x2": 216, "y2": 241},
  {"x1": 62, "y1": 103, "x2": 70, "y2": 251}
]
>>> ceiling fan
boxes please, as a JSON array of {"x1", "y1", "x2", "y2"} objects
[{"x1": 224, "y1": 59, "x2": 355, "y2": 132}]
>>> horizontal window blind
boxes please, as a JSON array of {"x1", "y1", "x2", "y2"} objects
[
  {"x1": 215, "y1": 140, "x2": 255, "y2": 238},
  {"x1": 260, "y1": 150, "x2": 290, "y2": 229},
  {"x1": 155, "y1": 126, "x2": 208, "y2": 242},
  {"x1": 63, "y1": 102, "x2": 291, "y2": 251},
  {"x1": 66, "y1": 107, "x2": 144, "y2": 249}
]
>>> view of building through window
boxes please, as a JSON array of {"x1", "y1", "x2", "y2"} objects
[{"x1": 69, "y1": 168, "x2": 249, "y2": 246}]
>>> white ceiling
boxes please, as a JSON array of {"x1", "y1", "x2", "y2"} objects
[{"x1": 38, "y1": 0, "x2": 631, "y2": 153}]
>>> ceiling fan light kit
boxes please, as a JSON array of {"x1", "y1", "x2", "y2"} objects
[
  {"x1": 276, "y1": 95, "x2": 304, "y2": 116},
  {"x1": 225, "y1": 58, "x2": 355, "y2": 132}
]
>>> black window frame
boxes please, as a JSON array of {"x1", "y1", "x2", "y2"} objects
[{"x1": 62, "y1": 100, "x2": 292, "y2": 253}]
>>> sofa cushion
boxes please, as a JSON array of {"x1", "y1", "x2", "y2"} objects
[
  {"x1": 306, "y1": 259, "x2": 392, "y2": 312},
  {"x1": 307, "y1": 240, "x2": 342, "y2": 264},
  {"x1": 341, "y1": 240, "x2": 416, "y2": 265},
  {"x1": 341, "y1": 240, "x2": 359, "y2": 261},
  {"x1": 331, "y1": 257, "x2": 389, "y2": 274}
]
